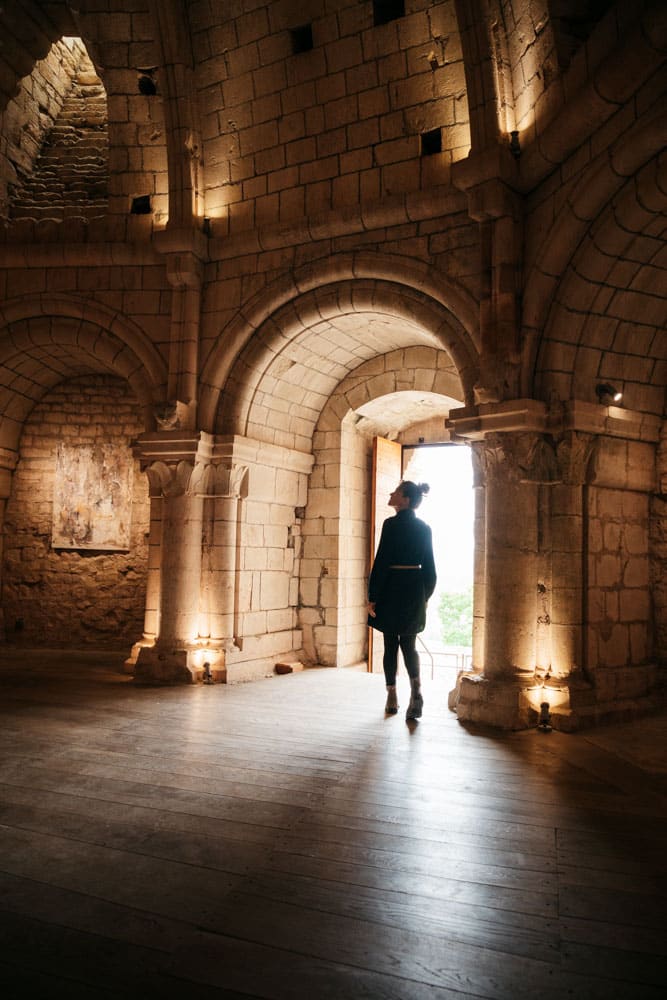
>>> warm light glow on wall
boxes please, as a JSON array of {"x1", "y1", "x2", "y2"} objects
[{"x1": 526, "y1": 680, "x2": 570, "y2": 713}]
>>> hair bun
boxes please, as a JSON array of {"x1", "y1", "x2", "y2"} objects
[{"x1": 418, "y1": 483, "x2": 430, "y2": 496}]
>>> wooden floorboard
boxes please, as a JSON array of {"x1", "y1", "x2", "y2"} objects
[{"x1": 0, "y1": 654, "x2": 666, "y2": 998}]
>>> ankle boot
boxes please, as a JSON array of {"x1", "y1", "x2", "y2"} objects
[
  {"x1": 385, "y1": 686, "x2": 398, "y2": 714},
  {"x1": 406, "y1": 677, "x2": 423, "y2": 720}
]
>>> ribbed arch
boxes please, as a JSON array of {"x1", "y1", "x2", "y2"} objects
[
  {"x1": 521, "y1": 104, "x2": 667, "y2": 400},
  {"x1": 533, "y1": 154, "x2": 667, "y2": 413},
  {"x1": 0, "y1": 295, "x2": 167, "y2": 453},
  {"x1": 200, "y1": 252, "x2": 480, "y2": 435},
  {"x1": 217, "y1": 280, "x2": 476, "y2": 449}
]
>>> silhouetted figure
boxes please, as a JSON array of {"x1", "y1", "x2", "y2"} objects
[{"x1": 368, "y1": 481, "x2": 436, "y2": 720}]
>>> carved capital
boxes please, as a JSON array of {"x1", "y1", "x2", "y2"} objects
[
  {"x1": 556, "y1": 432, "x2": 597, "y2": 486},
  {"x1": 475, "y1": 432, "x2": 560, "y2": 486},
  {"x1": 210, "y1": 464, "x2": 249, "y2": 499},
  {"x1": 145, "y1": 459, "x2": 212, "y2": 498}
]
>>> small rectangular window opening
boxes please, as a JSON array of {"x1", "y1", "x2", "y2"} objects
[
  {"x1": 373, "y1": 0, "x2": 405, "y2": 26},
  {"x1": 421, "y1": 128, "x2": 442, "y2": 156},
  {"x1": 130, "y1": 194, "x2": 152, "y2": 214},
  {"x1": 291, "y1": 24, "x2": 314, "y2": 54}
]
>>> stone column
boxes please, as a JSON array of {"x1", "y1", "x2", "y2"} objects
[
  {"x1": 481, "y1": 433, "x2": 540, "y2": 681},
  {"x1": 550, "y1": 432, "x2": 596, "y2": 680},
  {"x1": 200, "y1": 463, "x2": 248, "y2": 655},
  {"x1": 130, "y1": 431, "x2": 217, "y2": 684},
  {"x1": 0, "y1": 449, "x2": 18, "y2": 638},
  {"x1": 470, "y1": 443, "x2": 486, "y2": 671},
  {"x1": 450, "y1": 426, "x2": 559, "y2": 728}
]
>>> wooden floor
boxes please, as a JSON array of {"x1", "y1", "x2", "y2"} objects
[{"x1": 0, "y1": 652, "x2": 666, "y2": 999}]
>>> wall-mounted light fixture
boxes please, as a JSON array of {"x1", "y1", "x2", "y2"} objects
[
  {"x1": 509, "y1": 130, "x2": 521, "y2": 158},
  {"x1": 595, "y1": 383, "x2": 623, "y2": 405}
]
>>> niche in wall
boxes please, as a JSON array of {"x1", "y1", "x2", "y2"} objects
[{"x1": 1, "y1": 375, "x2": 149, "y2": 648}]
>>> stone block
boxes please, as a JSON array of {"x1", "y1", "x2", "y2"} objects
[
  {"x1": 275, "y1": 660, "x2": 304, "y2": 674},
  {"x1": 623, "y1": 557, "x2": 649, "y2": 588},
  {"x1": 598, "y1": 624, "x2": 629, "y2": 668},
  {"x1": 259, "y1": 571, "x2": 289, "y2": 610}
]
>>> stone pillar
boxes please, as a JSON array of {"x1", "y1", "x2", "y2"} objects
[
  {"x1": 130, "y1": 431, "x2": 220, "y2": 684},
  {"x1": 124, "y1": 475, "x2": 162, "y2": 672},
  {"x1": 470, "y1": 444, "x2": 486, "y2": 670},
  {"x1": 0, "y1": 449, "x2": 18, "y2": 639},
  {"x1": 450, "y1": 431, "x2": 544, "y2": 727},
  {"x1": 448, "y1": 399, "x2": 663, "y2": 729},
  {"x1": 549, "y1": 432, "x2": 596, "y2": 680},
  {"x1": 200, "y1": 463, "x2": 248, "y2": 654},
  {"x1": 481, "y1": 433, "x2": 539, "y2": 681}
]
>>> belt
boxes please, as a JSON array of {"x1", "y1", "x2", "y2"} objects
[{"x1": 389, "y1": 564, "x2": 421, "y2": 569}]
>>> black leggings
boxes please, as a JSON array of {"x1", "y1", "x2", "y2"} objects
[{"x1": 382, "y1": 634, "x2": 420, "y2": 686}]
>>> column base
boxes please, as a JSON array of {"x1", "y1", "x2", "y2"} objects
[
  {"x1": 448, "y1": 672, "x2": 545, "y2": 730},
  {"x1": 124, "y1": 637, "x2": 155, "y2": 674},
  {"x1": 448, "y1": 668, "x2": 667, "y2": 732},
  {"x1": 134, "y1": 643, "x2": 227, "y2": 685}
]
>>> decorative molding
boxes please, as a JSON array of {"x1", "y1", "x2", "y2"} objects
[
  {"x1": 208, "y1": 464, "x2": 249, "y2": 499},
  {"x1": 212, "y1": 434, "x2": 314, "y2": 476},
  {"x1": 144, "y1": 459, "x2": 212, "y2": 498},
  {"x1": 448, "y1": 398, "x2": 662, "y2": 446},
  {"x1": 556, "y1": 432, "x2": 597, "y2": 487}
]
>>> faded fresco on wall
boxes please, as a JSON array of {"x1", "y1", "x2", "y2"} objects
[{"x1": 52, "y1": 444, "x2": 133, "y2": 550}]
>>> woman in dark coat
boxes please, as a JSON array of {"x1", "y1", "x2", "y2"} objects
[{"x1": 367, "y1": 481, "x2": 436, "y2": 720}]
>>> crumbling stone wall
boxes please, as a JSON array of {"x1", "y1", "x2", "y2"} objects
[
  {"x1": 0, "y1": 38, "x2": 87, "y2": 220},
  {"x1": 10, "y1": 50, "x2": 108, "y2": 224},
  {"x1": 2, "y1": 375, "x2": 149, "y2": 648}
]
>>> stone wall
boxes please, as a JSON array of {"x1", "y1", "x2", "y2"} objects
[
  {"x1": 586, "y1": 485, "x2": 655, "y2": 702},
  {"x1": 2, "y1": 375, "x2": 149, "y2": 648},
  {"x1": 650, "y1": 428, "x2": 667, "y2": 668},
  {"x1": 192, "y1": 0, "x2": 469, "y2": 233},
  {"x1": 10, "y1": 50, "x2": 109, "y2": 224},
  {"x1": 0, "y1": 38, "x2": 86, "y2": 219},
  {"x1": 212, "y1": 440, "x2": 311, "y2": 681}
]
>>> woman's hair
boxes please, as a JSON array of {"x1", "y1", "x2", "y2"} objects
[{"x1": 400, "y1": 480, "x2": 430, "y2": 509}]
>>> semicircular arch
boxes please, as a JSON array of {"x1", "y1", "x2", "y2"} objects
[
  {"x1": 0, "y1": 295, "x2": 168, "y2": 454},
  {"x1": 216, "y1": 279, "x2": 477, "y2": 446},
  {"x1": 521, "y1": 102, "x2": 667, "y2": 396},
  {"x1": 529, "y1": 153, "x2": 667, "y2": 411},
  {"x1": 200, "y1": 252, "x2": 480, "y2": 434}
]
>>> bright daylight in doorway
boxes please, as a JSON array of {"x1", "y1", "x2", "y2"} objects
[{"x1": 403, "y1": 445, "x2": 474, "y2": 674}]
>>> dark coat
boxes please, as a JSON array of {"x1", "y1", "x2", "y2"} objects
[{"x1": 368, "y1": 508, "x2": 437, "y2": 635}]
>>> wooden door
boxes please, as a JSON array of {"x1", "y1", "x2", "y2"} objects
[{"x1": 368, "y1": 436, "x2": 402, "y2": 673}]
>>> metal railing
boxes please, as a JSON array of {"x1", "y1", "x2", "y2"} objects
[{"x1": 417, "y1": 636, "x2": 472, "y2": 679}]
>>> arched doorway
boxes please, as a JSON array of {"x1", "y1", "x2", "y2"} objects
[{"x1": 206, "y1": 261, "x2": 480, "y2": 680}]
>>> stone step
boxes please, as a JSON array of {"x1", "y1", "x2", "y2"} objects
[{"x1": 9, "y1": 75, "x2": 111, "y2": 222}]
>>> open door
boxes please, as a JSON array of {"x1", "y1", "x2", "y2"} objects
[{"x1": 368, "y1": 436, "x2": 402, "y2": 672}]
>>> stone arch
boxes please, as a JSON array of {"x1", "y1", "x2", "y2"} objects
[
  {"x1": 533, "y1": 153, "x2": 667, "y2": 413},
  {"x1": 200, "y1": 252, "x2": 480, "y2": 434},
  {"x1": 301, "y1": 346, "x2": 465, "y2": 668},
  {"x1": 521, "y1": 103, "x2": 667, "y2": 399},
  {"x1": 0, "y1": 294, "x2": 167, "y2": 455}
]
